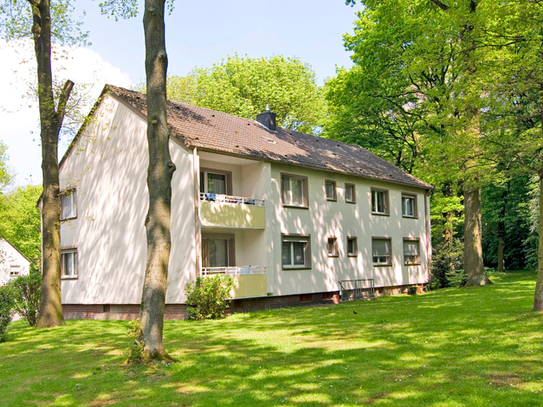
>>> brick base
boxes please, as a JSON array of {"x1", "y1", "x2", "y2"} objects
[{"x1": 63, "y1": 284, "x2": 424, "y2": 321}]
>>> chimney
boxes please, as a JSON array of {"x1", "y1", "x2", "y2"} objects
[{"x1": 256, "y1": 105, "x2": 276, "y2": 131}]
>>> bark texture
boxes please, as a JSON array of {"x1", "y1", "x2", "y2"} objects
[
  {"x1": 497, "y1": 220, "x2": 506, "y2": 273},
  {"x1": 533, "y1": 177, "x2": 543, "y2": 311},
  {"x1": 463, "y1": 185, "x2": 492, "y2": 286},
  {"x1": 139, "y1": 0, "x2": 176, "y2": 363},
  {"x1": 32, "y1": 0, "x2": 73, "y2": 328}
]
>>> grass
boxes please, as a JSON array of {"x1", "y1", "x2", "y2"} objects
[{"x1": 1, "y1": 270, "x2": 543, "y2": 406}]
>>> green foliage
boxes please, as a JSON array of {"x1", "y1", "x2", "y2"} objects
[
  {"x1": 0, "y1": 185, "x2": 42, "y2": 263},
  {"x1": 125, "y1": 319, "x2": 144, "y2": 364},
  {"x1": 0, "y1": 284, "x2": 13, "y2": 342},
  {"x1": 185, "y1": 275, "x2": 235, "y2": 320},
  {"x1": 168, "y1": 55, "x2": 327, "y2": 134},
  {"x1": 430, "y1": 239, "x2": 465, "y2": 289},
  {"x1": 7, "y1": 266, "x2": 41, "y2": 326}
]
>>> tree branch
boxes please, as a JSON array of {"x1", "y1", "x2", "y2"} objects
[
  {"x1": 54, "y1": 79, "x2": 74, "y2": 134},
  {"x1": 429, "y1": 0, "x2": 449, "y2": 11}
]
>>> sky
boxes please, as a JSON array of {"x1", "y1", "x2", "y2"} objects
[{"x1": 1, "y1": 0, "x2": 363, "y2": 187}]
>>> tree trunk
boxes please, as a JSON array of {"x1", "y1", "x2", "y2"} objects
[
  {"x1": 533, "y1": 178, "x2": 543, "y2": 311},
  {"x1": 463, "y1": 185, "x2": 492, "y2": 286},
  {"x1": 497, "y1": 220, "x2": 506, "y2": 273},
  {"x1": 32, "y1": 0, "x2": 73, "y2": 328},
  {"x1": 139, "y1": 0, "x2": 176, "y2": 363}
]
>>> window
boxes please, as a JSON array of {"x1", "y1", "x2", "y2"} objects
[
  {"x1": 372, "y1": 238, "x2": 392, "y2": 266},
  {"x1": 281, "y1": 174, "x2": 308, "y2": 207},
  {"x1": 403, "y1": 239, "x2": 421, "y2": 265},
  {"x1": 327, "y1": 237, "x2": 339, "y2": 257},
  {"x1": 9, "y1": 265, "x2": 21, "y2": 278},
  {"x1": 61, "y1": 189, "x2": 77, "y2": 220},
  {"x1": 200, "y1": 170, "x2": 231, "y2": 195},
  {"x1": 371, "y1": 189, "x2": 389, "y2": 215},
  {"x1": 202, "y1": 235, "x2": 235, "y2": 268},
  {"x1": 325, "y1": 180, "x2": 337, "y2": 201},
  {"x1": 282, "y1": 235, "x2": 311, "y2": 269},
  {"x1": 345, "y1": 183, "x2": 356, "y2": 203},
  {"x1": 402, "y1": 194, "x2": 417, "y2": 218},
  {"x1": 61, "y1": 249, "x2": 78, "y2": 278},
  {"x1": 347, "y1": 237, "x2": 358, "y2": 257}
]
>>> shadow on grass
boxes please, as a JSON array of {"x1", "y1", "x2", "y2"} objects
[{"x1": 1, "y1": 270, "x2": 542, "y2": 406}]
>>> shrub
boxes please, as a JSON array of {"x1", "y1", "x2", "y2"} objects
[
  {"x1": 0, "y1": 284, "x2": 14, "y2": 342},
  {"x1": 8, "y1": 266, "x2": 41, "y2": 326},
  {"x1": 430, "y1": 239, "x2": 465, "y2": 289},
  {"x1": 185, "y1": 275, "x2": 235, "y2": 320}
]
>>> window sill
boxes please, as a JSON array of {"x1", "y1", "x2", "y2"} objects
[
  {"x1": 283, "y1": 204, "x2": 309, "y2": 210},
  {"x1": 347, "y1": 254, "x2": 358, "y2": 257},
  {"x1": 402, "y1": 215, "x2": 418, "y2": 219},
  {"x1": 371, "y1": 212, "x2": 389, "y2": 217},
  {"x1": 404, "y1": 263, "x2": 421, "y2": 266},
  {"x1": 61, "y1": 276, "x2": 78, "y2": 280},
  {"x1": 60, "y1": 217, "x2": 77, "y2": 222},
  {"x1": 373, "y1": 264, "x2": 392, "y2": 267},
  {"x1": 346, "y1": 200, "x2": 356, "y2": 204},
  {"x1": 327, "y1": 254, "x2": 339, "y2": 258},
  {"x1": 282, "y1": 266, "x2": 312, "y2": 270},
  {"x1": 326, "y1": 198, "x2": 337, "y2": 202}
]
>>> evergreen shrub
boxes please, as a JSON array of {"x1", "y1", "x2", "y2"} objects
[
  {"x1": 0, "y1": 284, "x2": 14, "y2": 342},
  {"x1": 430, "y1": 239, "x2": 465, "y2": 289},
  {"x1": 8, "y1": 266, "x2": 41, "y2": 326},
  {"x1": 185, "y1": 275, "x2": 235, "y2": 320}
]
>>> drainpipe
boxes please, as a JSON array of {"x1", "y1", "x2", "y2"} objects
[{"x1": 193, "y1": 147, "x2": 201, "y2": 279}]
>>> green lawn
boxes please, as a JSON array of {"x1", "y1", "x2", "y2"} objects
[{"x1": 2, "y1": 271, "x2": 543, "y2": 407}]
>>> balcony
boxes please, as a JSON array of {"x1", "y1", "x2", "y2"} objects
[
  {"x1": 202, "y1": 266, "x2": 267, "y2": 299},
  {"x1": 199, "y1": 193, "x2": 265, "y2": 229}
]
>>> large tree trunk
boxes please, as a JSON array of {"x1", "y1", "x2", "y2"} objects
[
  {"x1": 463, "y1": 185, "x2": 492, "y2": 286},
  {"x1": 139, "y1": 0, "x2": 176, "y2": 363},
  {"x1": 533, "y1": 178, "x2": 543, "y2": 311},
  {"x1": 33, "y1": 0, "x2": 73, "y2": 328}
]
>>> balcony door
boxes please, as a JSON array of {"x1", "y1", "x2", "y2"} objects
[
  {"x1": 202, "y1": 234, "x2": 236, "y2": 268},
  {"x1": 200, "y1": 168, "x2": 232, "y2": 195}
]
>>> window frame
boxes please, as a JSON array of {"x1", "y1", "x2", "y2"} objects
[
  {"x1": 345, "y1": 183, "x2": 356, "y2": 204},
  {"x1": 60, "y1": 188, "x2": 77, "y2": 221},
  {"x1": 199, "y1": 168, "x2": 233, "y2": 195},
  {"x1": 201, "y1": 233, "x2": 236, "y2": 268},
  {"x1": 61, "y1": 248, "x2": 78, "y2": 279},
  {"x1": 281, "y1": 234, "x2": 311, "y2": 269},
  {"x1": 281, "y1": 173, "x2": 309, "y2": 208},
  {"x1": 325, "y1": 180, "x2": 337, "y2": 202},
  {"x1": 371, "y1": 188, "x2": 389, "y2": 216},
  {"x1": 403, "y1": 238, "x2": 421, "y2": 266},
  {"x1": 372, "y1": 237, "x2": 392, "y2": 266},
  {"x1": 401, "y1": 193, "x2": 418, "y2": 218},
  {"x1": 347, "y1": 236, "x2": 358, "y2": 257},
  {"x1": 327, "y1": 236, "x2": 339, "y2": 257},
  {"x1": 9, "y1": 265, "x2": 21, "y2": 278}
]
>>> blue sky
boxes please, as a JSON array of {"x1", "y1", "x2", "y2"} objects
[{"x1": 1, "y1": 0, "x2": 363, "y2": 186}]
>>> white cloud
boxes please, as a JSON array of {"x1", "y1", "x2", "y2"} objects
[{"x1": 0, "y1": 40, "x2": 132, "y2": 186}]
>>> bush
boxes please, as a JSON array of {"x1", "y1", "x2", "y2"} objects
[
  {"x1": 430, "y1": 239, "x2": 465, "y2": 289},
  {"x1": 8, "y1": 266, "x2": 41, "y2": 326},
  {"x1": 185, "y1": 275, "x2": 235, "y2": 320},
  {"x1": 0, "y1": 285, "x2": 14, "y2": 342}
]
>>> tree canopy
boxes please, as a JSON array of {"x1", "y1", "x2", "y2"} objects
[{"x1": 168, "y1": 55, "x2": 327, "y2": 134}]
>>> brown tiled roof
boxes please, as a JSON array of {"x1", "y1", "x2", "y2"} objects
[{"x1": 107, "y1": 85, "x2": 432, "y2": 190}]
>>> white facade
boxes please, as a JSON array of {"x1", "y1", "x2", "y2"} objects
[
  {"x1": 59, "y1": 93, "x2": 431, "y2": 308},
  {"x1": 0, "y1": 239, "x2": 31, "y2": 286}
]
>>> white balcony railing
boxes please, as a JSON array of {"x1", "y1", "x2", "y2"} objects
[
  {"x1": 200, "y1": 193, "x2": 265, "y2": 207},
  {"x1": 201, "y1": 265, "x2": 267, "y2": 276}
]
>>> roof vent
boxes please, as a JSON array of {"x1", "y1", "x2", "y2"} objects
[{"x1": 256, "y1": 106, "x2": 276, "y2": 131}]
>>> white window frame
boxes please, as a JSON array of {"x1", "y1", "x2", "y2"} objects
[
  {"x1": 9, "y1": 265, "x2": 21, "y2": 278},
  {"x1": 200, "y1": 170, "x2": 229, "y2": 195},
  {"x1": 327, "y1": 236, "x2": 339, "y2": 257},
  {"x1": 402, "y1": 193, "x2": 417, "y2": 218},
  {"x1": 347, "y1": 236, "x2": 358, "y2": 257},
  {"x1": 403, "y1": 238, "x2": 421, "y2": 265},
  {"x1": 371, "y1": 188, "x2": 389, "y2": 215},
  {"x1": 325, "y1": 180, "x2": 337, "y2": 201},
  {"x1": 372, "y1": 238, "x2": 392, "y2": 266},
  {"x1": 60, "y1": 189, "x2": 77, "y2": 220},
  {"x1": 282, "y1": 235, "x2": 311, "y2": 269},
  {"x1": 281, "y1": 174, "x2": 308, "y2": 208},
  {"x1": 345, "y1": 183, "x2": 356, "y2": 204},
  {"x1": 61, "y1": 249, "x2": 78, "y2": 279}
]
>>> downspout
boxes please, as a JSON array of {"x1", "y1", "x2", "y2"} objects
[
  {"x1": 193, "y1": 147, "x2": 201, "y2": 279},
  {"x1": 425, "y1": 189, "x2": 432, "y2": 283}
]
